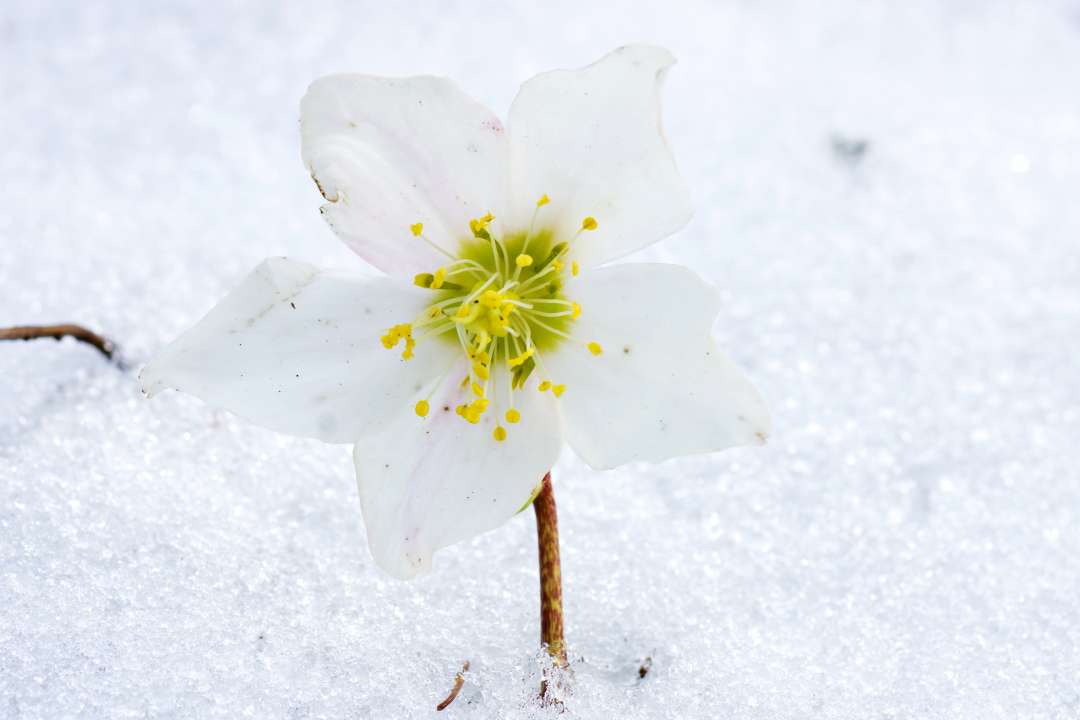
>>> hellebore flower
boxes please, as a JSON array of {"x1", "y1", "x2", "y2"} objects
[{"x1": 141, "y1": 45, "x2": 770, "y2": 583}]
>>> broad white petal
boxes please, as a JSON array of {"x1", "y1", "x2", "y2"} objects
[
  {"x1": 508, "y1": 45, "x2": 692, "y2": 267},
  {"x1": 542, "y1": 263, "x2": 769, "y2": 469},
  {"x1": 301, "y1": 75, "x2": 508, "y2": 275},
  {"x1": 140, "y1": 258, "x2": 452, "y2": 443},
  {"x1": 353, "y1": 367, "x2": 561, "y2": 579}
]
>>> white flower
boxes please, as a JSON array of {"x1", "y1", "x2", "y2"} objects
[{"x1": 140, "y1": 45, "x2": 770, "y2": 579}]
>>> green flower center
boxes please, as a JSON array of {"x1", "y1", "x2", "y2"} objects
[{"x1": 381, "y1": 200, "x2": 602, "y2": 442}]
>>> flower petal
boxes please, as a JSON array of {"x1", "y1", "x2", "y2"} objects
[
  {"x1": 542, "y1": 263, "x2": 769, "y2": 469},
  {"x1": 301, "y1": 75, "x2": 508, "y2": 275},
  {"x1": 140, "y1": 257, "x2": 452, "y2": 443},
  {"x1": 507, "y1": 45, "x2": 692, "y2": 267},
  {"x1": 352, "y1": 367, "x2": 561, "y2": 579}
]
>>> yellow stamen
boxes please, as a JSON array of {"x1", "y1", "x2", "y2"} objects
[
  {"x1": 389, "y1": 210, "x2": 588, "y2": 438},
  {"x1": 587, "y1": 341, "x2": 603, "y2": 356},
  {"x1": 380, "y1": 323, "x2": 415, "y2": 360},
  {"x1": 537, "y1": 194, "x2": 550, "y2": 207},
  {"x1": 454, "y1": 302, "x2": 481, "y2": 325},
  {"x1": 508, "y1": 347, "x2": 535, "y2": 368},
  {"x1": 469, "y1": 212, "x2": 496, "y2": 236},
  {"x1": 464, "y1": 398, "x2": 489, "y2": 423}
]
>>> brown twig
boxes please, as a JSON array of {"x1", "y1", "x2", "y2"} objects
[
  {"x1": 436, "y1": 660, "x2": 469, "y2": 711},
  {"x1": 534, "y1": 472, "x2": 568, "y2": 702},
  {"x1": 0, "y1": 324, "x2": 117, "y2": 362}
]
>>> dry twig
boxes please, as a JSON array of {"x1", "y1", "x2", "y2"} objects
[
  {"x1": 436, "y1": 660, "x2": 470, "y2": 712},
  {"x1": 0, "y1": 324, "x2": 118, "y2": 363}
]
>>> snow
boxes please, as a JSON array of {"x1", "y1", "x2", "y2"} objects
[{"x1": 3, "y1": 1, "x2": 1080, "y2": 717}]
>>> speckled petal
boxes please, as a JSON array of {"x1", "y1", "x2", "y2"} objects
[
  {"x1": 301, "y1": 75, "x2": 509, "y2": 276},
  {"x1": 543, "y1": 262, "x2": 770, "y2": 469},
  {"x1": 352, "y1": 366, "x2": 562, "y2": 579},
  {"x1": 141, "y1": 257, "x2": 451, "y2": 443},
  {"x1": 508, "y1": 45, "x2": 693, "y2": 267}
]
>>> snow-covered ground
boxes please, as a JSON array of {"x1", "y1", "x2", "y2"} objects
[{"x1": 3, "y1": 1, "x2": 1080, "y2": 717}]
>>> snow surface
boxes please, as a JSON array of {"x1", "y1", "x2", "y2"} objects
[{"x1": 3, "y1": 1, "x2": 1080, "y2": 718}]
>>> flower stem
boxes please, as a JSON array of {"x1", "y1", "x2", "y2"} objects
[{"x1": 533, "y1": 472, "x2": 568, "y2": 670}]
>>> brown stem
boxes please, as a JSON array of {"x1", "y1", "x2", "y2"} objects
[
  {"x1": 534, "y1": 472, "x2": 568, "y2": 675},
  {"x1": 0, "y1": 324, "x2": 117, "y2": 362},
  {"x1": 435, "y1": 660, "x2": 469, "y2": 711}
]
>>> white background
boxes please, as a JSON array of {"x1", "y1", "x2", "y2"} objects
[{"x1": 2, "y1": 1, "x2": 1079, "y2": 717}]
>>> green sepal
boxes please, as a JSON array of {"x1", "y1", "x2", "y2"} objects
[
  {"x1": 515, "y1": 480, "x2": 546, "y2": 514},
  {"x1": 511, "y1": 356, "x2": 536, "y2": 389}
]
